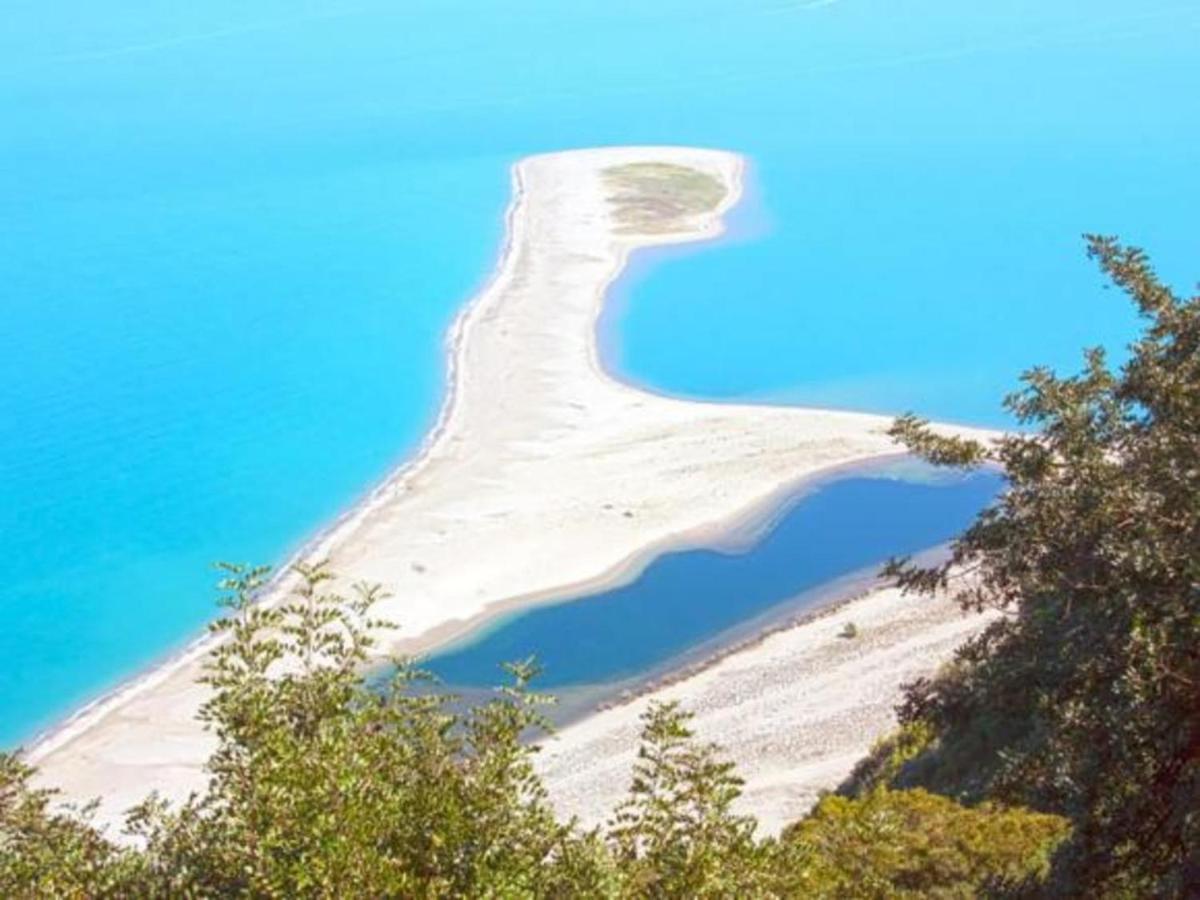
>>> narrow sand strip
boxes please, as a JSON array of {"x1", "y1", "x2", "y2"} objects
[
  {"x1": 28, "y1": 146, "x2": 993, "y2": 830},
  {"x1": 537, "y1": 583, "x2": 995, "y2": 836}
]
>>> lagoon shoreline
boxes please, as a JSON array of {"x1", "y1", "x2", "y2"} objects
[{"x1": 28, "y1": 146, "x2": 995, "y2": 831}]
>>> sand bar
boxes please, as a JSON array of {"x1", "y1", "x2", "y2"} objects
[{"x1": 28, "y1": 146, "x2": 993, "y2": 830}]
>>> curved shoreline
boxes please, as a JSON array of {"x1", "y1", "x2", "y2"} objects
[
  {"x1": 392, "y1": 450, "x2": 914, "y2": 663},
  {"x1": 24, "y1": 156, "x2": 540, "y2": 761},
  {"x1": 21, "y1": 160, "x2": 531, "y2": 763},
  {"x1": 28, "y1": 146, "x2": 996, "y2": 828}
]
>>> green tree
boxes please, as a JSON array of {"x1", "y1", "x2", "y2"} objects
[
  {"x1": 122, "y1": 561, "x2": 605, "y2": 898},
  {"x1": 883, "y1": 238, "x2": 1200, "y2": 896},
  {"x1": 779, "y1": 787, "x2": 1068, "y2": 899},
  {"x1": 608, "y1": 701, "x2": 769, "y2": 897}
]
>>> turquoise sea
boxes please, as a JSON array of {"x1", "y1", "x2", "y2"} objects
[{"x1": 2, "y1": 1, "x2": 1197, "y2": 745}]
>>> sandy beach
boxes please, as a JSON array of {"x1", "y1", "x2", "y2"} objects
[
  {"x1": 536, "y1": 580, "x2": 995, "y2": 835},
  {"x1": 28, "y1": 146, "x2": 994, "y2": 832}
]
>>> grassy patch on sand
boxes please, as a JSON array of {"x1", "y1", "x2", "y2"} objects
[{"x1": 602, "y1": 162, "x2": 727, "y2": 234}]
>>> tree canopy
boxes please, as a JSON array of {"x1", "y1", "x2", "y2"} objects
[{"x1": 877, "y1": 237, "x2": 1199, "y2": 896}]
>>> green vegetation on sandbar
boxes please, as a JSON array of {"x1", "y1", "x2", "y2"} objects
[
  {"x1": 603, "y1": 162, "x2": 727, "y2": 234},
  {"x1": 3, "y1": 237, "x2": 1196, "y2": 897}
]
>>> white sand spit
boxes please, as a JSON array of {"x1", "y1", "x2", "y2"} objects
[{"x1": 27, "y1": 146, "x2": 993, "y2": 833}]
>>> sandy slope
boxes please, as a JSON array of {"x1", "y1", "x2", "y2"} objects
[
  {"x1": 537, "y1": 583, "x2": 995, "y2": 836},
  {"x1": 28, "y1": 146, "x2": 993, "y2": 832}
]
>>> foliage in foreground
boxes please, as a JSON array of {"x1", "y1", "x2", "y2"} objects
[
  {"x1": 878, "y1": 238, "x2": 1200, "y2": 896},
  {"x1": 1, "y1": 562, "x2": 1063, "y2": 897},
  {"x1": 784, "y1": 788, "x2": 1068, "y2": 899}
]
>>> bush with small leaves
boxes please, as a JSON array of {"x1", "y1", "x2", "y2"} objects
[
  {"x1": 779, "y1": 788, "x2": 1069, "y2": 899},
  {"x1": 883, "y1": 238, "x2": 1200, "y2": 896}
]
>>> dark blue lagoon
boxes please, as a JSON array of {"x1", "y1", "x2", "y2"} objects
[{"x1": 424, "y1": 460, "x2": 1001, "y2": 697}]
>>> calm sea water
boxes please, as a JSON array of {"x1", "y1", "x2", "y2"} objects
[
  {"x1": 2, "y1": 1, "x2": 1197, "y2": 745},
  {"x1": 425, "y1": 463, "x2": 1002, "y2": 694}
]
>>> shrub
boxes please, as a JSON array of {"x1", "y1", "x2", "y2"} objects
[
  {"x1": 780, "y1": 787, "x2": 1069, "y2": 898},
  {"x1": 884, "y1": 238, "x2": 1200, "y2": 895}
]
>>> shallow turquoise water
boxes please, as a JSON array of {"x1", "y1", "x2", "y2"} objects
[
  {"x1": 2, "y1": 1, "x2": 1197, "y2": 744},
  {"x1": 425, "y1": 463, "x2": 1002, "y2": 692}
]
